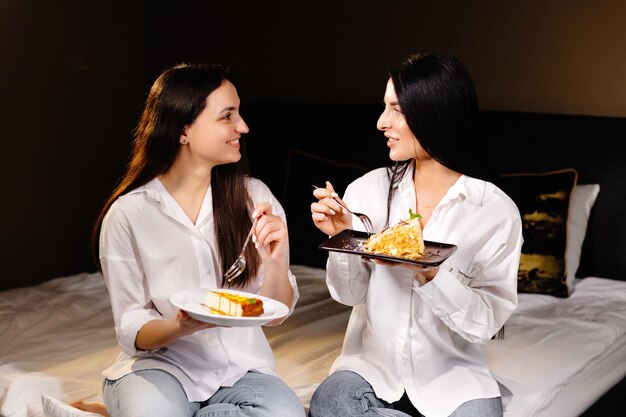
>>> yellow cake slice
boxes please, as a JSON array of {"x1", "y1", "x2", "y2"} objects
[
  {"x1": 203, "y1": 291, "x2": 264, "y2": 317},
  {"x1": 362, "y1": 209, "x2": 425, "y2": 260}
]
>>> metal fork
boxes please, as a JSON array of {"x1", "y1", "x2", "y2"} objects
[
  {"x1": 224, "y1": 216, "x2": 259, "y2": 282},
  {"x1": 312, "y1": 185, "x2": 374, "y2": 234}
]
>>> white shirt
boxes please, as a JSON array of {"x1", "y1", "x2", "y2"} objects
[
  {"x1": 99, "y1": 177, "x2": 299, "y2": 402},
  {"x1": 326, "y1": 167, "x2": 522, "y2": 417}
]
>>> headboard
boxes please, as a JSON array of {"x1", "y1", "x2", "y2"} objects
[{"x1": 244, "y1": 101, "x2": 626, "y2": 280}]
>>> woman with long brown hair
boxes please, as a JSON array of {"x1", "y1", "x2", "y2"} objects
[{"x1": 91, "y1": 63, "x2": 303, "y2": 417}]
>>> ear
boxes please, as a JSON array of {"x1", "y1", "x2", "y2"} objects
[{"x1": 180, "y1": 127, "x2": 190, "y2": 144}]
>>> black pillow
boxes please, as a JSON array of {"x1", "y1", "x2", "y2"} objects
[
  {"x1": 497, "y1": 169, "x2": 578, "y2": 297},
  {"x1": 281, "y1": 150, "x2": 369, "y2": 268}
]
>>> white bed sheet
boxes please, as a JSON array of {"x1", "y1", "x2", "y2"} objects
[
  {"x1": 0, "y1": 272, "x2": 119, "y2": 417},
  {"x1": 482, "y1": 277, "x2": 626, "y2": 416},
  {"x1": 1, "y1": 267, "x2": 625, "y2": 417}
]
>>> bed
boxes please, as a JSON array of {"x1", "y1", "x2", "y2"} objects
[
  {"x1": 2, "y1": 105, "x2": 625, "y2": 417},
  {"x1": 2, "y1": 265, "x2": 626, "y2": 417}
]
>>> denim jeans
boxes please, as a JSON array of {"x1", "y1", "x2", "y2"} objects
[
  {"x1": 103, "y1": 369, "x2": 305, "y2": 417},
  {"x1": 309, "y1": 370, "x2": 502, "y2": 417}
]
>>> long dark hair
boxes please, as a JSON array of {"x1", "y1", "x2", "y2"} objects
[
  {"x1": 91, "y1": 63, "x2": 259, "y2": 287},
  {"x1": 384, "y1": 53, "x2": 495, "y2": 225}
]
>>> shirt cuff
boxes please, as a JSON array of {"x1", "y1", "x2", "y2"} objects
[
  {"x1": 414, "y1": 265, "x2": 469, "y2": 318},
  {"x1": 117, "y1": 308, "x2": 163, "y2": 356}
]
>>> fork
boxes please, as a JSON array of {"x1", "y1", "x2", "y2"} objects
[
  {"x1": 224, "y1": 216, "x2": 259, "y2": 282},
  {"x1": 312, "y1": 185, "x2": 374, "y2": 234}
]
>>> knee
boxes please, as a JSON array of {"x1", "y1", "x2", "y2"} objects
[
  {"x1": 309, "y1": 372, "x2": 362, "y2": 417},
  {"x1": 239, "y1": 374, "x2": 305, "y2": 417},
  {"x1": 103, "y1": 371, "x2": 193, "y2": 417}
]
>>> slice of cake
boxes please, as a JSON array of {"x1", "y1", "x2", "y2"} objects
[
  {"x1": 362, "y1": 209, "x2": 425, "y2": 260},
  {"x1": 202, "y1": 291, "x2": 264, "y2": 317}
]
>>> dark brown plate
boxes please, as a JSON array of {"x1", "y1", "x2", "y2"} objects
[{"x1": 319, "y1": 229, "x2": 457, "y2": 267}]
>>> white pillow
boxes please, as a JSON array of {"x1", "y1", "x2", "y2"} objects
[
  {"x1": 566, "y1": 184, "x2": 600, "y2": 293},
  {"x1": 41, "y1": 395, "x2": 103, "y2": 417}
]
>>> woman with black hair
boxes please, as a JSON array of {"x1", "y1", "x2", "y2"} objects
[
  {"x1": 310, "y1": 54, "x2": 523, "y2": 417},
  {"x1": 90, "y1": 63, "x2": 304, "y2": 417}
]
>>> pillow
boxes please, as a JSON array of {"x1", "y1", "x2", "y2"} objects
[
  {"x1": 497, "y1": 169, "x2": 577, "y2": 297},
  {"x1": 281, "y1": 150, "x2": 369, "y2": 268},
  {"x1": 566, "y1": 184, "x2": 600, "y2": 291},
  {"x1": 41, "y1": 395, "x2": 103, "y2": 417}
]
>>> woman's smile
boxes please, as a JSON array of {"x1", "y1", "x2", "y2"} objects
[{"x1": 385, "y1": 134, "x2": 400, "y2": 148}]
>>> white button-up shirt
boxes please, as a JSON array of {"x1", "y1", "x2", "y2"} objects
[
  {"x1": 99, "y1": 177, "x2": 298, "y2": 402},
  {"x1": 326, "y1": 167, "x2": 522, "y2": 417}
]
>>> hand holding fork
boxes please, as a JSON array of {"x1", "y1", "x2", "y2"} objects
[
  {"x1": 311, "y1": 182, "x2": 374, "y2": 235},
  {"x1": 223, "y1": 203, "x2": 289, "y2": 283}
]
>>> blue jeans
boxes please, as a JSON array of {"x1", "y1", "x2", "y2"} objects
[
  {"x1": 309, "y1": 370, "x2": 502, "y2": 417},
  {"x1": 103, "y1": 369, "x2": 305, "y2": 417}
]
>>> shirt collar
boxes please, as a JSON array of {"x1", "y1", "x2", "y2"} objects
[
  {"x1": 139, "y1": 178, "x2": 166, "y2": 203},
  {"x1": 135, "y1": 178, "x2": 213, "y2": 231},
  {"x1": 397, "y1": 164, "x2": 486, "y2": 207},
  {"x1": 453, "y1": 175, "x2": 486, "y2": 206}
]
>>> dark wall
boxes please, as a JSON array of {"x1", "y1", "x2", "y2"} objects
[
  {"x1": 2, "y1": 0, "x2": 626, "y2": 290},
  {"x1": 141, "y1": 0, "x2": 626, "y2": 116},
  {"x1": 0, "y1": 1, "x2": 144, "y2": 290}
]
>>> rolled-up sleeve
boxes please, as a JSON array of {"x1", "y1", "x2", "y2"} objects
[
  {"x1": 416, "y1": 211, "x2": 522, "y2": 343},
  {"x1": 100, "y1": 207, "x2": 162, "y2": 356}
]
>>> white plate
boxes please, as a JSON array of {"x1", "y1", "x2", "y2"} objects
[{"x1": 170, "y1": 288, "x2": 289, "y2": 327}]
